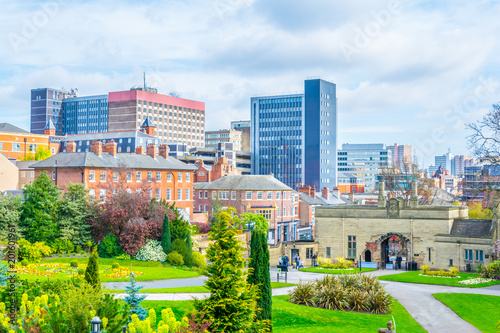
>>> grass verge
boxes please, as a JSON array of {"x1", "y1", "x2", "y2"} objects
[
  {"x1": 378, "y1": 270, "x2": 500, "y2": 288},
  {"x1": 142, "y1": 296, "x2": 425, "y2": 332},
  {"x1": 433, "y1": 293, "x2": 500, "y2": 333}
]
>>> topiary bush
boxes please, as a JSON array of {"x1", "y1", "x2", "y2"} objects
[
  {"x1": 166, "y1": 251, "x2": 184, "y2": 266},
  {"x1": 70, "y1": 260, "x2": 78, "y2": 268},
  {"x1": 171, "y1": 238, "x2": 193, "y2": 266},
  {"x1": 112, "y1": 262, "x2": 120, "y2": 269},
  {"x1": 97, "y1": 233, "x2": 124, "y2": 258},
  {"x1": 192, "y1": 252, "x2": 206, "y2": 268},
  {"x1": 21, "y1": 259, "x2": 29, "y2": 266},
  {"x1": 135, "y1": 240, "x2": 167, "y2": 262}
]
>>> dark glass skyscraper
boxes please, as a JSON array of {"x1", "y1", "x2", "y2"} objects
[{"x1": 251, "y1": 79, "x2": 337, "y2": 190}]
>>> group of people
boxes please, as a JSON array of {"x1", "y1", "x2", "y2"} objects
[{"x1": 278, "y1": 254, "x2": 304, "y2": 269}]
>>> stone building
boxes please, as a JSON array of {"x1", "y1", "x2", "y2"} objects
[{"x1": 315, "y1": 181, "x2": 498, "y2": 271}]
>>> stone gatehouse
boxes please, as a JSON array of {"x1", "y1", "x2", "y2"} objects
[{"x1": 315, "y1": 193, "x2": 499, "y2": 271}]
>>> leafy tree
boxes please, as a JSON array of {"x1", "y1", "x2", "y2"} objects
[
  {"x1": 171, "y1": 238, "x2": 193, "y2": 267},
  {"x1": 20, "y1": 172, "x2": 60, "y2": 243},
  {"x1": 194, "y1": 211, "x2": 268, "y2": 332},
  {"x1": 58, "y1": 183, "x2": 92, "y2": 247},
  {"x1": 97, "y1": 233, "x2": 124, "y2": 258},
  {"x1": 161, "y1": 213, "x2": 172, "y2": 254},
  {"x1": 170, "y1": 207, "x2": 189, "y2": 242},
  {"x1": 85, "y1": 247, "x2": 100, "y2": 289},
  {"x1": 469, "y1": 202, "x2": 493, "y2": 219},
  {"x1": 34, "y1": 146, "x2": 51, "y2": 161},
  {"x1": 0, "y1": 195, "x2": 23, "y2": 242},
  {"x1": 248, "y1": 222, "x2": 272, "y2": 329},
  {"x1": 124, "y1": 272, "x2": 147, "y2": 320}
]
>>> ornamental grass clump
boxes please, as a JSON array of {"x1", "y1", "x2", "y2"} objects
[
  {"x1": 135, "y1": 240, "x2": 167, "y2": 262},
  {"x1": 289, "y1": 274, "x2": 392, "y2": 314}
]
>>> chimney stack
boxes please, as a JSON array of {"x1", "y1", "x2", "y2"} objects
[
  {"x1": 136, "y1": 146, "x2": 144, "y2": 154},
  {"x1": 378, "y1": 178, "x2": 386, "y2": 207},
  {"x1": 103, "y1": 140, "x2": 117, "y2": 156},
  {"x1": 322, "y1": 187, "x2": 329, "y2": 200},
  {"x1": 90, "y1": 140, "x2": 102, "y2": 156},
  {"x1": 66, "y1": 141, "x2": 76, "y2": 153},
  {"x1": 159, "y1": 144, "x2": 169, "y2": 159},
  {"x1": 332, "y1": 186, "x2": 340, "y2": 199},
  {"x1": 147, "y1": 143, "x2": 157, "y2": 159},
  {"x1": 311, "y1": 185, "x2": 316, "y2": 197},
  {"x1": 410, "y1": 180, "x2": 418, "y2": 208}
]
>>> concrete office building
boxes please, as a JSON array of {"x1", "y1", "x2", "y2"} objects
[
  {"x1": 31, "y1": 88, "x2": 77, "y2": 135},
  {"x1": 251, "y1": 79, "x2": 337, "y2": 190},
  {"x1": 205, "y1": 129, "x2": 243, "y2": 151},
  {"x1": 337, "y1": 143, "x2": 392, "y2": 191},
  {"x1": 231, "y1": 120, "x2": 250, "y2": 151}
]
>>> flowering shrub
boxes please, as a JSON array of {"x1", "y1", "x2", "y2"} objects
[
  {"x1": 458, "y1": 277, "x2": 494, "y2": 285},
  {"x1": 135, "y1": 240, "x2": 167, "y2": 262},
  {"x1": 317, "y1": 256, "x2": 354, "y2": 269},
  {"x1": 421, "y1": 267, "x2": 459, "y2": 278},
  {"x1": 166, "y1": 251, "x2": 184, "y2": 266},
  {"x1": 18, "y1": 239, "x2": 53, "y2": 262},
  {"x1": 192, "y1": 252, "x2": 206, "y2": 268}
]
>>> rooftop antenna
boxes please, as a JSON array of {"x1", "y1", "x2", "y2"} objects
[{"x1": 143, "y1": 72, "x2": 146, "y2": 89}]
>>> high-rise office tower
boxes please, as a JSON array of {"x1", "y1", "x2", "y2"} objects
[
  {"x1": 31, "y1": 88, "x2": 75, "y2": 135},
  {"x1": 62, "y1": 95, "x2": 109, "y2": 134},
  {"x1": 251, "y1": 79, "x2": 337, "y2": 190}
]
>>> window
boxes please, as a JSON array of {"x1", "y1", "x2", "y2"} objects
[
  {"x1": 257, "y1": 191, "x2": 263, "y2": 200},
  {"x1": 276, "y1": 192, "x2": 280, "y2": 200},
  {"x1": 156, "y1": 188, "x2": 161, "y2": 200},
  {"x1": 475, "y1": 250, "x2": 484, "y2": 262},
  {"x1": 326, "y1": 247, "x2": 331, "y2": 258},
  {"x1": 89, "y1": 170, "x2": 95, "y2": 182},
  {"x1": 204, "y1": 191, "x2": 208, "y2": 198},
  {"x1": 89, "y1": 189, "x2": 95, "y2": 200},
  {"x1": 306, "y1": 248, "x2": 313, "y2": 259},
  {"x1": 212, "y1": 191, "x2": 216, "y2": 199},
  {"x1": 0, "y1": 142, "x2": 3, "y2": 151},
  {"x1": 348, "y1": 236, "x2": 356, "y2": 258},
  {"x1": 12, "y1": 143, "x2": 20, "y2": 152},
  {"x1": 167, "y1": 173, "x2": 172, "y2": 182},
  {"x1": 185, "y1": 188, "x2": 190, "y2": 200},
  {"x1": 100, "y1": 189, "x2": 106, "y2": 203},
  {"x1": 52, "y1": 170, "x2": 56, "y2": 180},
  {"x1": 465, "y1": 249, "x2": 473, "y2": 261},
  {"x1": 276, "y1": 207, "x2": 280, "y2": 217},
  {"x1": 199, "y1": 204, "x2": 202, "y2": 211},
  {"x1": 113, "y1": 172, "x2": 119, "y2": 182},
  {"x1": 147, "y1": 171, "x2": 152, "y2": 182},
  {"x1": 199, "y1": 191, "x2": 203, "y2": 199},
  {"x1": 167, "y1": 188, "x2": 172, "y2": 200},
  {"x1": 29, "y1": 144, "x2": 37, "y2": 152},
  {"x1": 218, "y1": 191, "x2": 229, "y2": 200},
  {"x1": 156, "y1": 171, "x2": 161, "y2": 181},
  {"x1": 267, "y1": 192, "x2": 272, "y2": 200},
  {"x1": 136, "y1": 171, "x2": 142, "y2": 182},
  {"x1": 246, "y1": 191, "x2": 252, "y2": 200},
  {"x1": 231, "y1": 191, "x2": 236, "y2": 200},
  {"x1": 100, "y1": 170, "x2": 106, "y2": 182},
  {"x1": 283, "y1": 207, "x2": 287, "y2": 216},
  {"x1": 148, "y1": 189, "x2": 153, "y2": 199},
  {"x1": 178, "y1": 172, "x2": 183, "y2": 182},
  {"x1": 186, "y1": 172, "x2": 190, "y2": 182},
  {"x1": 204, "y1": 204, "x2": 208, "y2": 212},
  {"x1": 127, "y1": 172, "x2": 132, "y2": 182},
  {"x1": 177, "y1": 188, "x2": 182, "y2": 200}
]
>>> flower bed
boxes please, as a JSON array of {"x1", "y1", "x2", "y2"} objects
[
  {"x1": 317, "y1": 256, "x2": 354, "y2": 269},
  {"x1": 419, "y1": 274, "x2": 461, "y2": 279},
  {"x1": 421, "y1": 266, "x2": 459, "y2": 278},
  {"x1": 16, "y1": 263, "x2": 143, "y2": 279},
  {"x1": 458, "y1": 278, "x2": 494, "y2": 285}
]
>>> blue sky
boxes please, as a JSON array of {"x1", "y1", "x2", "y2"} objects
[{"x1": 1, "y1": 0, "x2": 500, "y2": 168}]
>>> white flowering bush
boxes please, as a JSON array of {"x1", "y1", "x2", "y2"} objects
[
  {"x1": 458, "y1": 277, "x2": 493, "y2": 285},
  {"x1": 135, "y1": 240, "x2": 167, "y2": 262}
]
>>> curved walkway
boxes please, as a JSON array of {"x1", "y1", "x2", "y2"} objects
[{"x1": 113, "y1": 267, "x2": 500, "y2": 333}]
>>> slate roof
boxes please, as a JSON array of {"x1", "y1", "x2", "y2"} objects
[
  {"x1": 30, "y1": 152, "x2": 197, "y2": 171},
  {"x1": 450, "y1": 219, "x2": 493, "y2": 237},
  {"x1": 0, "y1": 123, "x2": 30, "y2": 134},
  {"x1": 141, "y1": 117, "x2": 155, "y2": 128},
  {"x1": 299, "y1": 192, "x2": 327, "y2": 205},
  {"x1": 193, "y1": 175, "x2": 292, "y2": 191},
  {"x1": 44, "y1": 118, "x2": 56, "y2": 130}
]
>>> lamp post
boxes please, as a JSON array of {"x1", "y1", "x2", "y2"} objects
[{"x1": 90, "y1": 316, "x2": 102, "y2": 333}]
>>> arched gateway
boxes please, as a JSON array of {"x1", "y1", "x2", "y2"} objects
[{"x1": 377, "y1": 233, "x2": 409, "y2": 269}]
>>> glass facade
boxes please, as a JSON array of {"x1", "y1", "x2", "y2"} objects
[
  {"x1": 251, "y1": 79, "x2": 337, "y2": 189},
  {"x1": 62, "y1": 95, "x2": 108, "y2": 134}
]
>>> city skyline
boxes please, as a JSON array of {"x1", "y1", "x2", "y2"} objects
[{"x1": 2, "y1": 1, "x2": 500, "y2": 167}]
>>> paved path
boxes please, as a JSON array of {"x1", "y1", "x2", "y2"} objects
[{"x1": 113, "y1": 268, "x2": 500, "y2": 333}]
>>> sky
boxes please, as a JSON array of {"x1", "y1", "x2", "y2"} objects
[{"x1": 1, "y1": 0, "x2": 500, "y2": 168}]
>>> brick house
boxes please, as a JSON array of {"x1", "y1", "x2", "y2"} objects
[
  {"x1": 193, "y1": 157, "x2": 240, "y2": 182},
  {"x1": 193, "y1": 175, "x2": 299, "y2": 244},
  {"x1": 30, "y1": 140, "x2": 197, "y2": 219}
]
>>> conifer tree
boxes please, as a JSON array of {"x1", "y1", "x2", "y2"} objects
[
  {"x1": 85, "y1": 247, "x2": 100, "y2": 289},
  {"x1": 124, "y1": 272, "x2": 147, "y2": 320},
  {"x1": 161, "y1": 213, "x2": 171, "y2": 254},
  {"x1": 248, "y1": 227, "x2": 272, "y2": 329},
  {"x1": 194, "y1": 211, "x2": 268, "y2": 332}
]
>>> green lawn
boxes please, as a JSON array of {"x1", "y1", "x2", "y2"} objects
[
  {"x1": 300, "y1": 267, "x2": 377, "y2": 274},
  {"x1": 15, "y1": 257, "x2": 201, "y2": 282},
  {"x1": 143, "y1": 296, "x2": 425, "y2": 332},
  {"x1": 109, "y1": 282, "x2": 295, "y2": 294},
  {"x1": 378, "y1": 270, "x2": 500, "y2": 288},
  {"x1": 433, "y1": 293, "x2": 500, "y2": 333}
]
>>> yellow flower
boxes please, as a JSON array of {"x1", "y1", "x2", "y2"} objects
[
  {"x1": 102, "y1": 317, "x2": 108, "y2": 329},
  {"x1": 90, "y1": 310, "x2": 96, "y2": 318}
]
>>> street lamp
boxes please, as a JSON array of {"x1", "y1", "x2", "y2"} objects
[{"x1": 90, "y1": 316, "x2": 102, "y2": 333}]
